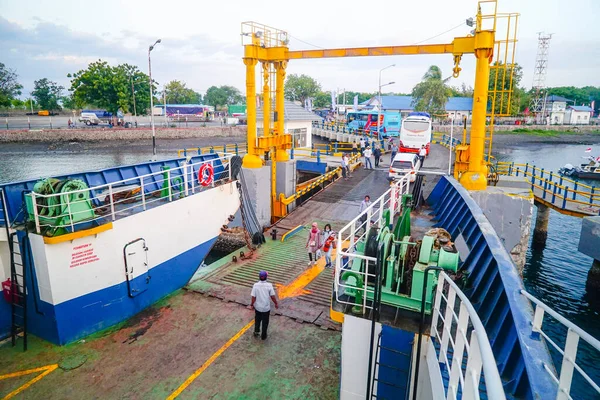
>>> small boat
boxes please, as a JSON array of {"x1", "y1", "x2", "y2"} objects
[{"x1": 559, "y1": 156, "x2": 600, "y2": 180}]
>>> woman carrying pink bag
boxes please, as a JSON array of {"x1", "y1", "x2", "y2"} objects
[{"x1": 306, "y1": 222, "x2": 322, "y2": 266}]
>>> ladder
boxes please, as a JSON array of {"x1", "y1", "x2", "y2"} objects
[
  {"x1": 369, "y1": 331, "x2": 412, "y2": 399},
  {"x1": 8, "y1": 231, "x2": 27, "y2": 351}
]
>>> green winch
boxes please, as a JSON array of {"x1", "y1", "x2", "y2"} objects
[
  {"x1": 25, "y1": 178, "x2": 96, "y2": 235},
  {"x1": 342, "y1": 194, "x2": 460, "y2": 314}
]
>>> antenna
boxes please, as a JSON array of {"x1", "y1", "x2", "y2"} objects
[{"x1": 529, "y1": 32, "x2": 553, "y2": 123}]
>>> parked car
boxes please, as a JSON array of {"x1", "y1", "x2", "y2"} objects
[{"x1": 389, "y1": 153, "x2": 421, "y2": 182}]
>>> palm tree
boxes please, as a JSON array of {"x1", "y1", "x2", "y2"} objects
[{"x1": 411, "y1": 65, "x2": 451, "y2": 116}]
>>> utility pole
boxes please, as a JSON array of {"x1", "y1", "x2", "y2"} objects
[
  {"x1": 130, "y1": 75, "x2": 137, "y2": 118},
  {"x1": 148, "y1": 38, "x2": 161, "y2": 160},
  {"x1": 378, "y1": 65, "x2": 395, "y2": 138}
]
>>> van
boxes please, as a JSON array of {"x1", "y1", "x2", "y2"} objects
[
  {"x1": 389, "y1": 153, "x2": 420, "y2": 182},
  {"x1": 78, "y1": 112, "x2": 101, "y2": 126}
]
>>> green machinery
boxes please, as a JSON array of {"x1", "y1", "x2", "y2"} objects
[
  {"x1": 25, "y1": 178, "x2": 96, "y2": 235},
  {"x1": 341, "y1": 194, "x2": 460, "y2": 314}
]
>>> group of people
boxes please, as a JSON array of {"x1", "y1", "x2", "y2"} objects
[{"x1": 306, "y1": 222, "x2": 337, "y2": 268}]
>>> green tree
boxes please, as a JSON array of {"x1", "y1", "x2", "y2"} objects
[
  {"x1": 284, "y1": 74, "x2": 321, "y2": 105},
  {"x1": 488, "y1": 62, "x2": 523, "y2": 115},
  {"x1": 163, "y1": 80, "x2": 199, "y2": 104},
  {"x1": 449, "y1": 83, "x2": 474, "y2": 97},
  {"x1": 205, "y1": 86, "x2": 228, "y2": 110},
  {"x1": 411, "y1": 65, "x2": 451, "y2": 115},
  {"x1": 60, "y1": 94, "x2": 76, "y2": 110},
  {"x1": 69, "y1": 60, "x2": 155, "y2": 115},
  {"x1": 32, "y1": 78, "x2": 64, "y2": 111},
  {"x1": 0, "y1": 62, "x2": 23, "y2": 107},
  {"x1": 313, "y1": 91, "x2": 331, "y2": 108},
  {"x1": 11, "y1": 98, "x2": 25, "y2": 109},
  {"x1": 204, "y1": 86, "x2": 243, "y2": 110}
]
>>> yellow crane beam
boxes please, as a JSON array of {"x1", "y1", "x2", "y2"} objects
[{"x1": 287, "y1": 39, "x2": 473, "y2": 59}]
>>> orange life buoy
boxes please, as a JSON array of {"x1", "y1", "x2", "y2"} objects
[{"x1": 198, "y1": 163, "x2": 214, "y2": 187}]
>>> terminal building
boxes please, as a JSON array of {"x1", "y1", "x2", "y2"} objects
[{"x1": 361, "y1": 95, "x2": 474, "y2": 120}]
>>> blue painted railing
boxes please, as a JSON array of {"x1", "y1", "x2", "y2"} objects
[
  {"x1": 0, "y1": 153, "x2": 224, "y2": 226},
  {"x1": 428, "y1": 176, "x2": 557, "y2": 399}
]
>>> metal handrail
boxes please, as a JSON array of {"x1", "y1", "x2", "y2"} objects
[
  {"x1": 26, "y1": 154, "x2": 234, "y2": 235},
  {"x1": 177, "y1": 143, "x2": 247, "y2": 158},
  {"x1": 334, "y1": 175, "x2": 411, "y2": 312},
  {"x1": 496, "y1": 162, "x2": 600, "y2": 214},
  {"x1": 430, "y1": 271, "x2": 506, "y2": 400},
  {"x1": 520, "y1": 289, "x2": 600, "y2": 399}
]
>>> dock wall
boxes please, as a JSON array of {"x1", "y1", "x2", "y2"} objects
[
  {"x1": 0, "y1": 126, "x2": 246, "y2": 142},
  {"x1": 470, "y1": 189, "x2": 533, "y2": 273}
]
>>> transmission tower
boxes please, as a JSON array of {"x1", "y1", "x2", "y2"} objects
[{"x1": 529, "y1": 32, "x2": 553, "y2": 123}]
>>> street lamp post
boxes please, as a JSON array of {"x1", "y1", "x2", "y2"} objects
[
  {"x1": 378, "y1": 64, "x2": 395, "y2": 139},
  {"x1": 148, "y1": 38, "x2": 161, "y2": 160},
  {"x1": 130, "y1": 75, "x2": 137, "y2": 119}
]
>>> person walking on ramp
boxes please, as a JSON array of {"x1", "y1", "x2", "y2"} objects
[
  {"x1": 306, "y1": 222, "x2": 322, "y2": 266},
  {"x1": 250, "y1": 270, "x2": 279, "y2": 340}
]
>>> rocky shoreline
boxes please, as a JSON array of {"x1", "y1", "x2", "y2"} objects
[{"x1": 0, "y1": 126, "x2": 246, "y2": 143}]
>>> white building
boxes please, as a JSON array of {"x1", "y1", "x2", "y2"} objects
[
  {"x1": 544, "y1": 95, "x2": 569, "y2": 125},
  {"x1": 565, "y1": 105, "x2": 593, "y2": 125},
  {"x1": 256, "y1": 101, "x2": 322, "y2": 148}
]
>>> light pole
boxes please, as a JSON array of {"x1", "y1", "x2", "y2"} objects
[
  {"x1": 130, "y1": 75, "x2": 137, "y2": 119},
  {"x1": 449, "y1": 116, "x2": 454, "y2": 175},
  {"x1": 148, "y1": 38, "x2": 161, "y2": 160},
  {"x1": 378, "y1": 64, "x2": 395, "y2": 139}
]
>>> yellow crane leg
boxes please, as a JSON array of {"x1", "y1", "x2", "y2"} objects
[
  {"x1": 459, "y1": 33, "x2": 494, "y2": 190},
  {"x1": 275, "y1": 61, "x2": 289, "y2": 162},
  {"x1": 242, "y1": 58, "x2": 262, "y2": 168}
]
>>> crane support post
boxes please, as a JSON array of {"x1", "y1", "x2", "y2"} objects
[
  {"x1": 242, "y1": 57, "x2": 262, "y2": 168},
  {"x1": 275, "y1": 61, "x2": 289, "y2": 161},
  {"x1": 460, "y1": 30, "x2": 495, "y2": 190}
]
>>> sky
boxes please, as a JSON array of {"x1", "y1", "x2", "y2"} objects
[{"x1": 1, "y1": 0, "x2": 599, "y2": 99}]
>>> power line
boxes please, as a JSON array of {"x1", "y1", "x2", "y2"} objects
[
  {"x1": 289, "y1": 20, "x2": 466, "y2": 51},
  {"x1": 289, "y1": 34, "x2": 324, "y2": 50},
  {"x1": 412, "y1": 21, "x2": 466, "y2": 45}
]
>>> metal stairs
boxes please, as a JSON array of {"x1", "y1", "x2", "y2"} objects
[{"x1": 370, "y1": 326, "x2": 413, "y2": 400}]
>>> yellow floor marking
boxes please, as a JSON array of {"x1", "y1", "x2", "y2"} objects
[
  {"x1": 0, "y1": 364, "x2": 58, "y2": 400},
  {"x1": 166, "y1": 321, "x2": 254, "y2": 399},
  {"x1": 167, "y1": 241, "x2": 347, "y2": 398}
]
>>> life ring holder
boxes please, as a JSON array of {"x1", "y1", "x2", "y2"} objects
[{"x1": 198, "y1": 163, "x2": 214, "y2": 187}]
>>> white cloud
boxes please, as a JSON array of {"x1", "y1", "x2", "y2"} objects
[{"x1": 0, "y1": 0, "x2": 599, "y2": 97}]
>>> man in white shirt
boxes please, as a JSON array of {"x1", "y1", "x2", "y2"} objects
[
  {"x1": 418, "y1": 145, "x2": 427, "y2": 167},
  {"x1": 363, "y1": 146, "x2": 373, "y2": 170},
  {"x1": 341, "y1": 154, "x2": 348, "y2": 179},
  {"x1": 358, "y1": 195, "x2": 371, "y2": 233},
  {"x1": 359, "y1": 137, "x2": 366, "y2": 155},
  {"x1": 250, "y1": 270, "x2": 279, "y2": 340}
]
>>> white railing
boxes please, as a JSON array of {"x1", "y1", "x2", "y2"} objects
[
  {"x1": 431, "y1": 271, "x2": 506, "y2": 400},
  {"x1": 26, "y1": 154, "x2": 234, "y2": 235},
  {"x1": 334, "y1": 174, "x2": 411, "y2": 313},
  {"x1": 521, "y1": 290, "x2": 600, "y2": 400}
]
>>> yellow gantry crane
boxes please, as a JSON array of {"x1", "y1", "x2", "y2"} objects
[{"x1": 241, "y1": 0, "x2": 518, "y2": 219}]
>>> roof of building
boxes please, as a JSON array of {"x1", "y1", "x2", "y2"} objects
[
  {"x1": 546, "y1": 95, "x2": 571, "y2": 103},
  {"x1": 446, "y1": 97, "x2": 474, "y2": 111},
  {"x1": 257, "y1": 100, "x2": 322, "y2": 121},
  {"x1": 361, "y1": 95, "x2": 473, "y2": 111},
  {"x1": 569, "y1": 105, "x2": 593, "y2": 112}
]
